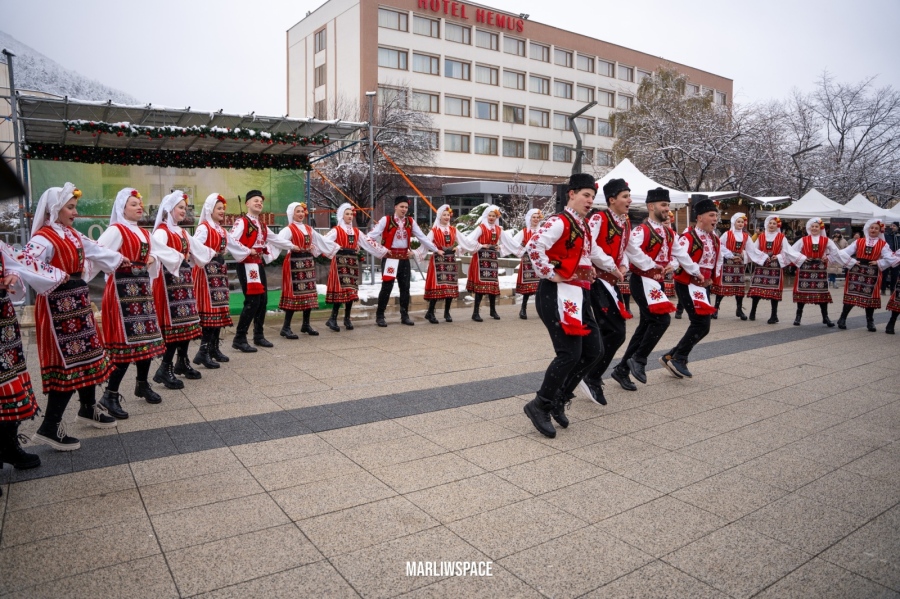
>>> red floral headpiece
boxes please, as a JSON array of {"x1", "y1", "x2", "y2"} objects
[
  {"x1": 130, "y1": 189, "x2": 142, "y2": 199},
  {"x1": 216, "y1": 194, "x2": 226, "y2": 206},
  {"x1": 72, "y1": 188, "x2": 82, "y2": 199}
]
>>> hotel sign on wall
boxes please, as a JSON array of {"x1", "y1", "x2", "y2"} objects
[{"x1": 416, "y1": 0, "x2": 525, "y2": 32}]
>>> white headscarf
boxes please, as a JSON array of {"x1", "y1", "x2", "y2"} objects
[
  {"x1": 431, "y1": 204, "x2": 452, "y2": 230},
  {"x1": 806, "y1": 217, "x2": 825, "y2": 235},
  {"x1": 31, "y1": 182, "x2": 79, "y2": 235},
  {"x1": 286, "y1": 201, "x2": 307, "y2": 224},
  {"x1": 199, "y1": 193, "x2": 226, "y2": 232},
  {"x1": 730, "y1": 212, "x2": 747, "y2": 233},
  {"x1": 154, "y1": 190, "x2": 188, "y2": 232},
  {"x1": 523, "y1": 208, "x2": 541, "y2": 231},
  {"x1": 863, "y1": 218, "x2": 886, "y2": 241},
  {"x1": 110, "y1": 187, "x2": 143, "y2": 226},
  {"x1": 474, "y1": 204, "x2": 502, "y2": 228},
  {"x1": 764, "y1": 215, "x2": 781, "y2": 232},
  {"x1": 336, "y1": 203, "x2": 354, "y2": 228}
]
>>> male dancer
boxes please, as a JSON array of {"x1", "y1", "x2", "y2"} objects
[
  {"x1": 660, "y1": 197, "x2": 722, "y2": 378},
  {"x1": 579, "y1": 178, "x2": 658, "y2": 405},
  {"x1": 611, "y1": 188, "x2": 695, "y2": 388},
  {"x1": 367, "y1": 196, "x2": 439, "y2": 327},
  {"x1": 230, "y1": 190, "x2": 297, "y2": 352},
  {"x1": 523, "y1": 173, "x2": 621, "y2": 438}
]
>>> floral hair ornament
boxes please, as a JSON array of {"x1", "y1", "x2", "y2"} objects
[
  {"x1": 72, "y1": 188, "x2": 82, "y2": 199},
  {"x1": 216, "y1": 194, "x2": 226, "y2": 207},
  {"x1": 130, "y1": 189, "x2": 142, "y2": 200}
]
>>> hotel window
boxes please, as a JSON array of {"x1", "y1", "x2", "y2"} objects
[
  {"x1": 716, "y1": 91, "x2": 727, "y2": 105},
  {"x1": 529, "y1": 108, "x2": 549, "y2": 128},
  {"x1": 377, "y1": 86, "x2": 407, "y2": 107},
  {"x1": 314, "y1": 100, "x2": 327, "y2": 119},
  {"x1": 597, "y1": 151, "x2": 612, "y2": 166},
  {"x1": 314, "y1": 29, "x2": 326, "y2": 53},
  {"x1": 554, "y1": 80, "x2": 573, "y2": 99},
  {"x1": 618, "y1": 65, "x2": 634, "y2": 82},
  {"x1": 574, "y1": 116, "x2": 594, "y2": 135},
  {"x1": 475, "y1": 100, "x2": 498, "y2": 121},
  {"x1": 554, "y1": 48, "x2": 573, "y2": 68},
  {"x1": 597, "y1": 119, "x2": 612, "y2": 137},
  {"x1": 412, "y1": 129, "x2": 439, "y2": 149},
  {"x1": 503, "y1": 139, "x2": 525, "y2": 158},
  {"x1": 412, "y1": 53, "x2": 439, "y2": 75},
  {"x1": 583, "y1": 148, "x2": 594, "y2": 164},
  {"x1": 504, "y1": 36, "x2": 525, "y2": 56},
  {"x1": 378, "y1": 8, "x2": 408, "y2": 31},
  {"x1": 445, "y1": 59, "x2": 471, "y2": 80},
  {"x1": 475, "y1": 64, "x2": 499, "y2": 85},
  {"x1": 378, "y1": 47, "x2": 407, "y2": 70},
  {"x1": 598, "y1": 89, "x2": 614, "y2": 107},
  {"x1": 503, "y1": 104, "x2": 525, "y2": 124},
  {"x1": 553, "y1": 112, "x2": 572, "y2": 131},
  {"x1": 474, "y1": 136, "x2": 498, "y2": 155},
  {"x1": 475, "y1": 29, "x2": 499, "y2": 50},
  {"x1": 413, "y1": 15, "x2": 439, "y2": 37},
  {"x1": 637, "y1": 69, "x2": 652, "y2": 82},
  {"x1": 618, "y1": 94, "x2": 634, "y2": 110},
  {"x1": 530, "y1": 75, "x2": 549, "y2": 95},
  {"x1": 576, "y1": 85, "x2": 594, "y2": 103},
  {"x1": 503, "y1": 69, "x2": 525, "y2": 90},
  {"x1": 686, "y1": 83, "x2": 700, "y2": 96},
  {"x1": 529, "y1": 142, "x2": 549, "y2": 160},
  {"x1": 577, "y1": 54, "x2": 594, "y2": 73},
  {"x1": 314, "y1": 64, "x2": 327, "y2": 87},
  {"x1": 445, "y1": 96, "x2": 470, "y2": 117},
  {"x1": 530, "y1": 42, "x2": 549, "y2": 62},
  {"x1": 598, "y1": 59, "x2": 614, "y2": 77},
  {"x1": 445, "y1": 132, "x2": 470, "y2": 153},
  {"x1": 445, "y1": 23, "x2": 471, "y2": 44},
  {"x1": 553, "y1": 144, "x2": 572, "y2": 162},
  {"x1": 411, "y1": 91, "x2": 439, "y2": 113}
]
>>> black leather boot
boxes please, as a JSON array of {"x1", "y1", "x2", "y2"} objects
[
  {"x1": 712, "y1": 295, "x2": 722, "y2": 319},
  {"x1": 280, "y1": 311, "x2": 299, "y2": 339},
  {"x1": 793, "y1": 304, "x2": 804, "y2": 326},
  {"x1": 767, "y1": 300, "x2": 779, "y2": 324},
  {"x1": 400, "y1": 310, "x2": 415, "y2": 325},
  {"x1": 175, "y1": 346, "x2": 202, "y2": 379},
  {"x1": 519, "y1": 294, "x2": 529, "y2": 319},
  {"x1": 154, "y1": 361, "x2": 185, "y2": 389},
  {"x1": 231, "y1": 332, "x2": 257, "y2": 353},
  {"x1": 100, "y1": 389, "x2": 129, "y2": 419},
  {"x1": 299, "y1": 309, "x2": 319, "y2": 335},
  {"x1": 749, "y1": 297, "x2": 759, "y2": 321},
  {"x1": 253, "y1": 331, "x2": 274, "y2": 348},
  {"x1": 326, "y1": 304, "x2": 341, "y2": 332},
  {"x1": 34, "y1": 392, "x2": 80, "y2": 451},
  {"x1": 210, "y1": 329, "x2": 229, "y2": 362},
  {"x1": 135, "y1": 379, "x2": 162, "y2": 404},
  {"x1": 76, "y1": 399, "x2": 118, "y2": 429},
  {"x1": 0, "y1": 421, "x2": 41, "y2": 469},
  {"x1": 193, "y1": 330, "x2": 220, "y2": 368},
  {"x1": 425, "y1": 300, "x2": 439, "y2": 324},
  {"x1": 550, "y1": 390, "x2": 572, "y2": 428},
  {"x1": 523, "y1": 394, "x2": 556, "y2": 438},
  {"x1": 472, "y1": 294, "x2": 483, "y2": 322},
  {"x1": 736, "y1": 296, "x2": 748, "y2": 320},
  {"x1": 820, "y1": 303, "x2": 835, "y2": 327},
  {"x1": 489, "y1": 295, "x2": 500, "y2": 320},
  {"x1": 343, "y1": 302, "x2": 354, "y2": 331},
  {"x1": 866, "y1": 308, "x2": 876, "y2": 332},
  {"x1": 444, "y1": 298, "x2": 453, "y2": 322},
  {"x1": 674, "y1": 304, "x2": 683, "y2": 319},
  {"x1": 837, "y1": 305, "x2": 852, "y2": 329},
  {"x1": 886, "y1": 312, "x2": 898, "y2": 334}
]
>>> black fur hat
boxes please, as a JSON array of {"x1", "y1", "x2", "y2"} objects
[
  {"x1": 245, "y1": 190, "x2": 264, "y2": 202},
  {"x1": 692, "y1": 195, "x2": 717, "y2": 217},
  {"x1": 394, "y1": 196, "x2": 409, "y2": 206},
  {"x1": 646, "y1": 187, "x2": 670, "y2": 204},
  {"x1": 603, "y1": 178, "x2": 630, "y2": 200},
  {"x1": 568, "y1": 173, "x2": 598, "y2": 192}
]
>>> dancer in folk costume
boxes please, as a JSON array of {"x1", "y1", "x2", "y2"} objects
[
  {"x1": 414, "y1": 204, "x2": 477, "y2": 324},
  {"x1": 523, "y1": 173, "x2": 621, "y2": 438},
  {"x1": 617, "y1": 271, "x2": 633, "y2": 315},
  {"x1": 96, "y1": 188, "x2": 180, "y2": 419},
  {"x1": 790, "y1": 217, "x2": 849, "y2": 327},
  {"x1": 512, "y1": 209, "x2": 543, "y2": 319},
  {"x1": 324, "y1": 203, "x2": 387, "y2": 331},
  {"x1": 748, "y1": 216, "x2": 800, "y2": 324},
  {"x1": 883, "y1": 246, "x2": 900, "y2": 334},
  {"x1": 192, "y1": 193, "x2": 249, "y2": 366},
  {"x1": 464, "y1": 205, "x2": 523, "y2": 321},
  {"x1": 277, "y1": 202, "x2": 337, "y2": 338},
  {"x1": 659, "y1": 197, "x2": 724, "y2": 379},
  {"x1": 0, "y1": 241, "x2": 65, "y2": 470},
  {"x1": 24, "y1": 184, "x2": 122, "y2": 450},
  {"x1": 710, "y1": 212, "x2": 766, "y2": 320},
  {"x1": 662, "y1": 210, "x2": 678, "y2": 299},
  {"x1": 229, "y1": 190, "x2": 297, "y2": 351},
  {"x1": 836, "y1": 218, "x2": 895, "y2": 332},
  {"x1": 151, "y1": 191, "x2": 216, "y2": 389}
]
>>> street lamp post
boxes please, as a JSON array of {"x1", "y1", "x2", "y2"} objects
[
  {"x1": 366, "y1": 90, "x2": 377, "y2": 284},
  {"x1": 568, "y1": 100, "x2": 598, "y2": 175}
]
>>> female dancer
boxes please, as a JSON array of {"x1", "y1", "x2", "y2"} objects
[
  {"x1": 663, "y1": 210, "x2": 678, "y2": 300},
  {"x1": 323, "y1": 203, "x2": 386, "y2": 331},
  {"x1": 884, "y1": 247, "x2": 900, "y2": 334},
  {"x1": 151, "y1": 191, "x2": 214, "y2": 388},
  {"x1": 0, "y1": 241, "x2": 65, "y2": 469},
  {"x1": 25, "y1": 183, "x2": 122, "y2": 450},
  {"x1": 512, "y1": 209, "x2": 542, "y2": 319},
  {"x1": 191, "y1": 193, "x2": 248, "y2": 367},
  {"x1": 836, "y1": 218, "x2": 894, "y2": 332},
  {"x1": 464, "y1": 205, "x2": 522, "y2": 321},
  {"x1": 790, "y1": 217, "x2": 848, "y2": 327},
  {"x1": 415, "y1": 204, "x2": 476, "y2": 323},
  {"x1": 711, "y1": 212, "x2": 766, "y2": 320},
  {"x1": 277, "y1": 201, "x2": 337, "y2": 338},
  {"x1": 747, "y1": 216, "x2": 799, "y2": 324},
  {"x1": 97, "y1": 188, "x2": 180, "y2": 418}
]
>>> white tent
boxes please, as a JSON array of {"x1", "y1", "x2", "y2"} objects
[
  {"x1": 757, "y1": 188, "x2": 848, "y2": 220},
  {"x1": 842, "y1": 194, "x2": 887, "y2": 222},
  {"x1": 593, "y1": 159, "x2": 691, "y2": 207}
]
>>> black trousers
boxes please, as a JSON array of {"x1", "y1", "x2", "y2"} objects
[
  {"x1": 535, "y1": 279, "x2": 604, "y2": 398},
  {"x1": 235, "y1": 263, "x2": 268, "y2": 336},
  {"x1": 670, "y1": 282, "x2": 712, "y2": 361},
  {"x1": 377, "y1": 258, "x2": 411, "y2": 314},
  {"x1": 585, "y1": 280, "x2": 626, "y2": 383},
  {"x1": 617, "y1": 273, "x2": 670, "y2": 366}
]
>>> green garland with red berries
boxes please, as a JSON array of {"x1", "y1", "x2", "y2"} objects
[
  {"x1": 25, "y1": 143, "x2": 313, "y2": 171},
  {"x1": 63, "y1": 120, "x2": 330, "y2": 146}
]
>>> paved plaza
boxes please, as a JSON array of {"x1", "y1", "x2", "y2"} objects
[{"x1": 1, "y1": 292, "x2": 898, "y2": 598}]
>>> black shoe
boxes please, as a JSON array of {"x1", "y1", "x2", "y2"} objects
[
  {"x1": 767, "y1": 316, "x2": 778, "y2": 324},
  {"x1": 711, "y1": 309, "x2": 718, "y2": 320},
  {"x1": 232, "y1": 335, "x2": 257, "y2": 353},
  {"x1": 550, "y1": 392, "x2": 571, "y2": 428},
  {"x1": 823, "y1": 318, "x2": 835, "y2": 328},
  {"x1": 737, "y1": 308, "x2": 748, "y2": 321},
  {"x1": 135, "y1": 380, "x2": 162, "y2": 404},
  {"x1": 669, "y1": 357, "x2": 692, "y2": 378},
  {"x1": 472, "y1": 312, "x2": 483, "y2": 322},
  {"x1": 490, "y1": 310, "x2": 501, "y2": 320},
  {"x1": 674, "y1": 309, "x2": 683, "y2": 320},
  {"x1": 579, "y1": 379, "x2": 607, "y2": 406},
  {"x1": 523, "y1": 395, "x2": 556, "y2": 438},
  {"x1": 444, "y1": 312, "x2": 453, "y2": 323},
  {"x1": 154, "y1": 362, "x2": 185, "y2": 390},
  {"x1": 174, "y1": 355, "x2": 202, "y2": 379},
  {"x1": 193, "y1": 344, "x2": 220, "y2": 369},
  {"x1": 425, "y1": 312, "x2": 439, "y2": 324},
  {"x1": 100, "y1": 390, "x2": 129, "y2": 419},
  {"x1": 627, "y1": 357, "x2": 647, "y2": 385},
  {"x1": 301, "y1": 323, "x2": 320, "y2": 336},
  {"x1": 34, "y1": 421, "x2": 80, "y2": 451},
  {"x1": 837, "y1": 317, "x2": 847, "y2": 330},
  {"x1": 210, "y1": 337, "x2": 230, "y2": 362},
  {"x1": 519, "y1": 306, "x2": 527, "y2": 320},
  {"x1": 75, "y1": 403, "x2": 118, "y2": 429},
  {"x1": 280, "y1": 327, "x2": 299, "y2": 340},
  {"x1": 376, "y1": 316, "x2": 388, "y2": 328},
  {"x1": 659, "y1": 354, "x2": 684, "y2": 379},
  {"x1": 867, "y1": 319, "x2": 876, "y2": 332},
  {"x1": 342, "y1": 318, "x2": 353, "y2": 331},
  {"x1": 253, "y1": 336, "x2": 274, "y2": 348},
  {"x1": 610, "y1": 367, "x2": 637, "y2": 391},
  {"x1": 401, "y1": 313, "x2": 415, "y2": 326},
  {"x1": 326, "y1": 317, "x2": 341, "y2": 332},
  {"x1": 0, "y1": 424, "x2": 41, "y2": 469},
  {"x1": 749, "y1": 310, "x2": 757, "y2": 321}
]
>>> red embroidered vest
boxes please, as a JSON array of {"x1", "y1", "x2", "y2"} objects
[
  {"x1": 157, "y1": 224, "x2": 190, "y2": 261},
  {"x1": 801, "y1": 235, "x2": 828, "y2": 260},
  {"x1": 674, "y1": 229, "x2": 720, "y2": 284},
  {"x1": 113, "y1": 224, "x2": 151, "y2": 264},
  {"x1": 199, "y1": 223, "x2": 227, "y2": 254},
  {"x1": 288, "y1": 223, "x2": 313, "y2": 251},
  {"x1": 333, "y1": 226, "x2": 359, "y2": 250},
  {"x1": 725, "y1": 230, "x2": 748, "y2": 252},
  {"x1": 237, "y1": 216, "x2": 267, "y2": 263},
  {"x1": 434, "y1": 226, "x2": 457, "y2": 250},
  {"x1": 545, "y1": 212, "x2": 587, "y2": 280},
  {"x1": 630, "y1": 222, "x2": 673, "y2": 273},
  {"x1": 381, "y1": 216, "x2": 414, "y2": 249},
  {"x1": 35, "y1": 226, "x2": 84, "y2": 274},
  {"x1": 855, "y1": 237, "x2": 886, "y2": 262},
  {"x1": 594, "y1": 211, "x2": 629, "y2": 267},
  {"x1": 476, "y1": 223, "x2": 501, "y2": 245}
]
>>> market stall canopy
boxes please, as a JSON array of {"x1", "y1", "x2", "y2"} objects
[
  {"x1": 593, "y1": 158, "x2": 691, "y2": 207},
  {"x1": 17, "y1": 95, "x2": 368, "y2": 171},
  {"x1": 757, "y1": 188, "x2": 848, "y2": 221},
  {"x1": 841, "y1": 193, "x2": 896, "y2": 222},
  {"x1": 702, "y1": 191, "x2": 793, "y2": 206}
]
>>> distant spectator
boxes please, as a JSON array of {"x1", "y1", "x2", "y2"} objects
[{"x1": 828, "y1": 232, "x2": 848, "y2": 287}]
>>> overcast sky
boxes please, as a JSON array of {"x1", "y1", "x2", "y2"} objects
[{"x1": 2, "y1": 0, "x2": 898, "y2": 116}]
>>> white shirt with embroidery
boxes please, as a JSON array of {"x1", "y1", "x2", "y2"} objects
[{"x1": 525, "y1": 207, "x2": 616, "y2": 280}]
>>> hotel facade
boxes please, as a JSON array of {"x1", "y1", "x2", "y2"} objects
[{"x1": 287, "y1": 0, "x2": 733, "y2": 211}]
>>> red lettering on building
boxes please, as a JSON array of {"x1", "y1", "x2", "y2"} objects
[
  {"x1": 451, "y1": 1, "x2": 459, "y2": 17},
  {"x1": 430, "y1": 0, "x2": 440, "y2": 11},
  {"x1": 496, "y1": 14, "x2": 505, "y2": 28},
  {"x1": 420, "y1": 3, "x2": 520, "y2": 31},
  {"x1": 516, "y1": 19, "x2": 524, "y2": 32},
  {"x1": 460, "y1": 4, "x2": 467, "y2": 18},
  {"x1": 487, "y1": 11, "x2": 494, "y2": 25},
  {"x1": 418, "y1": 0, "x2": 427, "y2": 8},
  {"x1": 442, "y1": 0, "x2": 450, "y2": 14},
  {"x1": 475, "y1": 8, "x2": 485, "y2": 22}
]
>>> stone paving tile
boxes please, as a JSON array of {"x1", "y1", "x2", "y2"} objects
[
  {"x1": 583, "y1": 560, "x2": 729, "y2": 599},
  {"x1": 795, "y1": 468, "x2": 900, "y2": 519},
  {"x1": 616, "y1": 451, "x2": 722, "y2": 493},
  {"x1": 3, "y1": 464, "x2": 134, "y2": 512},
  {"x1": 732, "y1": 447, "x2": 836, "y2": 491},
  {"x1": 193, "y1": 560, "x2": 359, "y2": 599},
  {"x1": 130, "y1": 447, "x2": 241, "y2": 486},
  {"x1": 270, "y1": 470, "x2": 396, "y2": 522},
  {"x1": 753, "y1": 557, "x2": 899, "y2": 599},
  {"x1": 140, "y1": 467, "x2": 264, "y2": 516},
  {"x1": 542, "y1": 471, "x2": 663, "y2": 524},
  {"x1": 629, "y1": 419, "x2": 719, "y2": 450},
  {"x1": 493, "y1": 453, "x2": 606, "y2": 495},
  {"x1": 671, "y1": 469, "x2": 788, "y2": 521},
  {"x1": 419, "y1": 420, "x2": 519, "y2": 451},
  {"x1": 676, "y1": 434, "x2": 771, "y2": 469},
  {"x1": 843, "y1": 447, "x2": 900, "y2": 483},
  {"x1": 405, "y1": 473, "x2": 532, "y2": 524},
  {"x1": 567, "y1": 434, "x2": 668, "y2": 471},
  {"x1": 820, "y1": 505, "x2": 900, "y2": 592},
  {"x1": 229, "y1": 432, "x2": 332, "y2": 467},
  {"x1": 456, "y1": 436, "x2": 559, "y2": 471},
  {"x1": 371, "y1": 452, "x2": 485, "y2": 494},
  {"x1": 249, "y1": 449, "x2": 364, "y2": 491}
]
